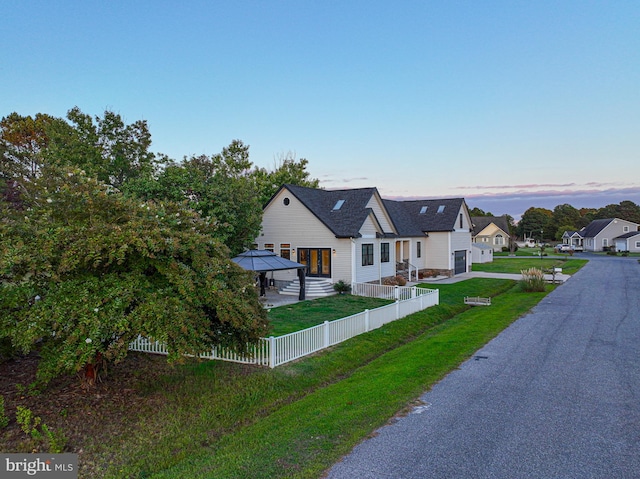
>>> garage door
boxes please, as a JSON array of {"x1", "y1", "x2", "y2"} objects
[{"x1": 454, "y1": 250, "x2": 467, "y2": 275}]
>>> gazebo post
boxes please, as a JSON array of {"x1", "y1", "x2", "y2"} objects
[
  {"x1": 259, "y1": 272, "x2": 267, "y2": 297},
  {"x1": 298, "y1": 268, "x2": 306, "y2": 301}
]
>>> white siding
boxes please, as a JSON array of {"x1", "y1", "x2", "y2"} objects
[
  {"x1": 365, "y1": 196, "x2": 396, "y2": 233},
  {"x1": 260, "y1": 188, "x2": 352, "y2": 282},
  {"x1": 354, "y1": 238, "x2": 381, "y2": 283},
  {"x1": 425, "y1": 233, "x2": 451, "y2": 270},
  {"x1": 359, "y1": 214, "x2": 380, "y2": 238}
]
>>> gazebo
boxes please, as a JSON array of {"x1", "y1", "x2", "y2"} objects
[{"x1": 232, "y1": 250, "x2": 308, "y2": 300}]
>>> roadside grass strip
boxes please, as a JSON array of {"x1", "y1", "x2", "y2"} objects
[{"x1": 149, "y1": 282, "x2": 546, "y2": 479}]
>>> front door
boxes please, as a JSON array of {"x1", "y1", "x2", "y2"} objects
[
  {"x1": 454, "y1": 250, "x2": 467, "y2": 275},
  {"x1": 298, "y1": 248, "x2": 331, "y2": 278}
]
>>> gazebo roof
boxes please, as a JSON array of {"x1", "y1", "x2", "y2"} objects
[{"x1": 232, "y1": 250, "x2": 307, "y2": 272}]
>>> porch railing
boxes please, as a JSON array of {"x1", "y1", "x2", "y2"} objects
[{"x1": 396, "y1": 260, "x2": 418, "y2": 281}]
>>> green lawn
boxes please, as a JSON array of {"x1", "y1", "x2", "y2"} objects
[
  {"x1": 268, "y1": 295, "x2": 393, "y2": 336},
  {"x1": 149, "y1": 278, "x2": 544, "y2": 479},
  {"x1": 81, "y1": 277, "x2": 554, "y2": 478},
  {"x1": 472, "y1": 257, "x2": 587, "y2": 275}
]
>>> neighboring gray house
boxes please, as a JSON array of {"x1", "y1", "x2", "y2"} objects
[
  {"x1": 579, "y1": 218, "x2": 640, "y2": 252},
  {"x1": 471, "y1": 216, "x2": 511, "y2": 252},
  {"x1": 613, "y1": 231, "x2": 640, "y2": 253},
  {"x1": 257, "y1": 184, "x2": 473, "y2": 287}
]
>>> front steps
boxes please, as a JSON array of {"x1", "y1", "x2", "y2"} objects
[{"x1": 279, "y1": 277, "x2": 336, "y2": 297}]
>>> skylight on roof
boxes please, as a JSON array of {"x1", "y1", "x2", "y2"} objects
[
  {"x1": 419, "y1": 206, "x2": 428, "y2": 214},
  {"x1": 437, "y1": 205, "x2": 445, "y2": 213},
  {"x1": 333, "y1": 199, "x2": 345, "y2": 211}
]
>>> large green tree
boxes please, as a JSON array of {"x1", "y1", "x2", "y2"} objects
[
  {"x1": 125, "y1": 140, "x2": 264, "y2": 256},
  {"x1": 0, "y1": 165, "x2": 269, "y2": 386},
  {"x1": 516, "y1": 207, "x2": 553, "y2": 241},
  {"x1": 548, "y1": 203, "x2": 582, "y2": 240},
  {"x1": 252, "y1": 152, "x2": 320, "y2": 207},
  {"x1": 594, "y1": 200, "x2": 640, "y2": 224}
]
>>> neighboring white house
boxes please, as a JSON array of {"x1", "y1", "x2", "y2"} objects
[
  {"x1": 578, "y1": 218, "x2": 640, "y2": 252},
  {"x1": 613, "y1": 231, "x2": 640, "y2": 253},
  {"x1": 257, "y1": 184, "x2": 473, "y2": 286},
  {"x1": 471, "y1": 216, "x2": 511, "y2": 252},
  {"x1": 471, "y1": 243, "x2": 494, "y2": 264},
  {"x1": 561, "y1": 230, "x2": 585, "y2": 249}
]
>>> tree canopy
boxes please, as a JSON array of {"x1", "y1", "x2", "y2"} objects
[
  {"x1": 1, "y1": 107, "x2": 323, "y2": 387},
  {"x1": 0, "y1": 165, "x2": 269, "y2": 385}
]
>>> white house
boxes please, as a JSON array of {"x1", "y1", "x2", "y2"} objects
[{"x1": 257, "y1": 184, "x2": 473, "y2": 287}]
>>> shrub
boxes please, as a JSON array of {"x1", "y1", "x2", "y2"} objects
[
  {"x1": 333, "y1": 280, "x2": 351, "y2": 294},
  {"x1": 520, "y1": 268, "x2": 545, "y2": 292},
  {"x1": 15, "y1": 406, "x2": 67, "y2": 453},
  {"x1": 395, "y1": 275, "x2": 407, "y2": 286}
]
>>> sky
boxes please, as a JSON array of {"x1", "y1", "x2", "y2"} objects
[{"x1": 2, "y1": 1, "x2": 639, "y2": 219}]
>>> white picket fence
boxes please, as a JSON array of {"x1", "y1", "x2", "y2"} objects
[{"x1": 129, "y1": 284, "x2": 439, "y2": 368}]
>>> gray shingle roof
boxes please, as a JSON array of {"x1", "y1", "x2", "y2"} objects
[
  {"x1": 282, "y1": 184, "x2": 382, "y2": 238},
  {"x1": 614, "y1": 231, "x2": 640, "y2": 239},
  {"x1": 470, "y1": 215, "x2": 510, "y2": 236},
  {"x1": 271, "y1": 185, "x2": 467, "y2": 238},
  {"x1": 580, "y1": 218, "x2": 614, "y2": 238},
  {"x1": 383, "y1": 198, "x2": 466, "y2": 235}
]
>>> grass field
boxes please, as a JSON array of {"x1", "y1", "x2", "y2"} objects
[
  {"x1": 268, "y1": 295, "x2": 393, "y2": 336},
  {"x1": 62, "y1": 277, "x2": 552, "y2": 478},
  {"x1": 472, "y1": 257, "x2": 588, "y2": 275}
]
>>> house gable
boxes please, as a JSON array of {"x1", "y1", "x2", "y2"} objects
[{"x1": 275, "y1": 184, "x2": 396, "y2": 238}]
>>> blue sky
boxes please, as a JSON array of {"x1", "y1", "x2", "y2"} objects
[{"x1": 3, "y1": 1, "x2": 639, "y2": 219}]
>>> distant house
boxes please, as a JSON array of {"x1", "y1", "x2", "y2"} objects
[
  {"x1": 471, "y1": 216, "x2": 511, "y2": 252},
  {"x1": 561, "y1": 230, "x2": 585, "y2": 249},
  {"x1": 471, "y1": 242, "x2": 494, "y2": 264},
  {"x1": 565, "y1": 218, "x2": 640, "y2": 252},
  {"x1": 257, "y1": 184, "x2": 473, "y2": 288}
]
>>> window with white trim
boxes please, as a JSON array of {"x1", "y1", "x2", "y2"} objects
[
  {"x1": 264, "y1": 243, "x2": 274, "y2": 252},
  {"x1": 494, "y1": 234, "x2": 504, "y2": 246},
  {"x1": 417, "y1": 241, "x2": 422, "y2": 258},
  {"x1": 280, "y1": 243, "x2": 291, "y2": 259}
]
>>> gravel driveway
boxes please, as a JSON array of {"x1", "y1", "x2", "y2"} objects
[{"x1": 325, "y1": 254, "x2": 640, "y2": 479}]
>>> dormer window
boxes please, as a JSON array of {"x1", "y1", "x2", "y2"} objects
[
  {"x1": 333, "y1": 199, "x2": 345, "y2": 211},
  {"x1": 437, "y1": 205, "x2": 445, "y2": 213},
  {"x1": 419, "y1": 206, "x2": 428, "y2": 214}
]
